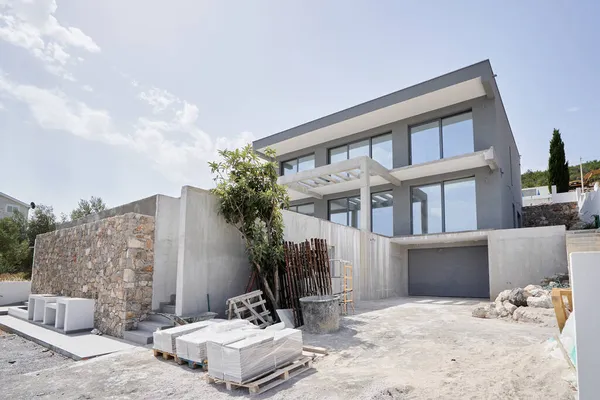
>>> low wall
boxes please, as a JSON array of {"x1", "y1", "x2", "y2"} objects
[
  {"x1": 522, "y1": 202, "x2": 580, "y2": 229},
  {"x1": 59, "y1": 195, "x2": 157, "y2": 229},
  {"x1": 152, "y1": 195, "x2": 180, "y2": 310},
  {"x1": 487, "y1": 226, "x2": 568, "y2": 298},
  {"x1": 175, "y1": 187, "x2": 248, "y2": 317},
  {"x1": 282, "y1": 211, "x2": 405, "y2": 300},
  {"x1": 32, "y1": 213, "x2": 155, "y2": 337},
  {"x1": 0, "y1": 281, "x2": 31, "y2": 306}
]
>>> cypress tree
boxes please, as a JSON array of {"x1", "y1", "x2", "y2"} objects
[{"x1": 548, "y1": 129, "x2": 570, "y2": 193}]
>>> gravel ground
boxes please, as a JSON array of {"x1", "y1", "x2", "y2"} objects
[
  {"x1": 0, "y1": 298, "x2": 577, "y2": 400},
  {"x1": 0, "y1": 328, "x2": 72, "y2": 378}
]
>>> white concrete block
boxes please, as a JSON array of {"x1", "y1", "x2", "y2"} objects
[
  {"x1": 570, "y1": 251, "x2": 600, "y2": 399},
  {"x1": 55, "y1": 298, "x2": 95, "y2": 333}
]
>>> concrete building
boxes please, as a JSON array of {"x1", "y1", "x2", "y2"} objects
[
  {"x1": 0, "y1": 191, "x2": 30, "y2": 220},
  {"x1": 253, "y1": 60, "x2": 523, "y2": 298}
]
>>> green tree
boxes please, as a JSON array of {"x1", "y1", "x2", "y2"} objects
[
  {"x1": 70, "y1": 196, "x2": 107, "y2": 221},
  {"x1": 548, "y1": 129, "x2": 570, "y2": 193},
  {"x1": 209, "y1": 145, "x2": 289, "y2": 308},
  {"x1": 28, "y1": 205, "x2": 57, "y2": 246},
  {"x1": 0, "y1": 214, "x2": 30, "y2": 274}
]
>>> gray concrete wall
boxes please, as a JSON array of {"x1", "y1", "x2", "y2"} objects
[
  {"x1": 487, "y1": 226, "x2": 567, "y2": 298},
  {"x1": 175, "y1": 186, "x2": 248, "y2": 317},
  {"x1": 152, "y1": 195, "x2": 180, "y2": 310},
  {"x1": 60, "y1": 195, "x2": 158, "y2": 229},
  {"x1": 287, "y1": 93, "x2": 520, "y2": 234},
  {"x1": 282, "y1": 211, "x2": 405, "y2": 300}
]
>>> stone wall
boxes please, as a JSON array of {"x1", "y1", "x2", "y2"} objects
[
  {"x1": 31, "y1": 213, "x2": 154, "y2": 337},
  {"x1": 522, "y1": 202, "x2": 582, "y2": 229}
]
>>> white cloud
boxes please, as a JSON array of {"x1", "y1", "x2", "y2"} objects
[
  {"x1": 138, "y1": 87, "x2": 179, "y2": 113},
  {"x1": 81, "y1": 84, "x2": 93, "y2": 92},
  {"x1": 0, "y1": 73, "x2": 255, "y2": 185},
  {"x1": 0, "y1": 0, "x2": 100, "y2": 80},
  {"x1": 0, "y1": 101, "x2": 4, "y2": 110},
  {"x1": 566, "y1": 106, "x2": 580, "y2": 113}
]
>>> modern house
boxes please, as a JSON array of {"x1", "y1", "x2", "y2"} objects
[
  {"x1": 253, "y1": 60, "x2": 523, "y2": 298},
  {"x1": 0, "y1": 192, "x2": 30, "y2": 220}
]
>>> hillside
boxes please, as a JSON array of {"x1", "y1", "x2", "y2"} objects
[{"x1": 521, "y1": 160, "x2": 600, "y2": 188}]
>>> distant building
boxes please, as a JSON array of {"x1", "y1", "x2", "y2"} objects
[
  {"x1": 522, "y1": 185, "x2": 579, "y2": 206},
  {"x1": 0, "y1": 192, "x2": 30, "y2": 219}
]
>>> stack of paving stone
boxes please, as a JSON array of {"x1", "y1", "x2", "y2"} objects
[
  {"x1": 175, "y1": 319, "x2": 257, "y2": 362},
  {"x1": 207, "y1": 327, "x2": 303, "y2": 383},
  {"x1": 153, "y1": 319, "x2": 224, "y2": 354}
]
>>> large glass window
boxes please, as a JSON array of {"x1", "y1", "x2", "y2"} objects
[
  {"x1": 281, "y1": 154, "x2": 315, "y2": 176},
  {"x1": 443, "y1": 178, "x2": 477, "y2": 232},
  {"x1": 410, "y1": 111, "x2": 473, "y2": 165},
  {"x1": 372, "y1": 191, "x2": 393, "y2": 236},
  {"x1": 289, "y1": 203, "x2": 315, "y2": 217},
  {"x1": 411, "y1": 177, "x2": 476, "y2": 234},
  {"x1": 328, "y1": 196, "x2": 360, "y2": 228},
  {"x1": 328, "y1": 134, "x2": 392, "y2": 169}
]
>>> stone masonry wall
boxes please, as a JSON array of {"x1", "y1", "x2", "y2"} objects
[
  {"x1": 522, "y1": 202, "x2": 581, "y2": 229},
  {"x1": 31, "y1": 213, "x2": 154, "y2": 337}
]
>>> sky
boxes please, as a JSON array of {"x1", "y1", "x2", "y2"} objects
[{"x1": 0, "y1": 0, "x2": 599, "y2": 216}]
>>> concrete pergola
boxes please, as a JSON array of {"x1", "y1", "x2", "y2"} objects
[{"x1": 278, "y1": 147, "x2": 498, "y2": 232}]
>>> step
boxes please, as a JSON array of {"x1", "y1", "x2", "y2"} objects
[
  {"x1": 123, "y1": 329, "x2": 154, "y2": 345},
  {"x1": 7, "y1": 307, "x2": 28, "y2": 320},
  {"x1": 137, "y1": 320, "x2": 172, "y2": 333},
  {"x1": 160, "y1": 304, "x2": 176, "y2": 314},
  {"x1": 148, "y1": 313, "x2": 175, "y2": 324}
]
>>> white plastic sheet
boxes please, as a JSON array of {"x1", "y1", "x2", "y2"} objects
[{"x1": 560, "y1": 311, "x2": 577, "y2": 368}]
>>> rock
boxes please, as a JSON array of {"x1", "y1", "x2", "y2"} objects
[
  {"x1": 503, "y1": 300, "x2": 517, "y2": 314},
  {"x1": 548, "y1": 282, "x2": 559, "y2": 288},
  {"x1": 487, "y1": 303, "x2": 499, "y2": 318},
  {"x1": 512, "y1": 307, "x2": 556, "y2": 325},
  {"x1": 508, "y1": 288, "x2": 529, "y2": 307},
  {"x1": 494, "y1": 300, "x2": 508, "y2": 317},
  {"x1": 472, "y1": 306, "x2": 488, "y2": 318},
  {"x1": 528, "y1": 288, "x2": 549, "y2": 297},
  {"x1": 495, "y1": 289, "x2": 512, "y2": 303},
  {"x1": 527, "y1": 295, "x2": 553, "y2": 309},
  {"x1": 524, "y1": 284, "x2": 542, "y2": 292}
]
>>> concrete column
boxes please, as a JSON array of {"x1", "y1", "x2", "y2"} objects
[
  {"x1": 360, "y1": 158, "x2": 371, "y2": 232},
  {"x1": 570, "y1": 251, "x2": 600, "y2": 399}
]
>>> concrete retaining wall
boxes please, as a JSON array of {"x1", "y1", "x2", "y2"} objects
[
  {"x1": 283, "y1": 211, "x2": 405, "y2": 300},
  {"x1": 0, "y1": 281, "x2": 31, "y2": 306},
  {"x1": 487, "y1": 226, "x2": 567, "y2": 298},
  {"x1": 152, "y1": 195, "x2": 180, "y2": 310},
  {"x1": 175, "y1": 186, "x2": 248, "y2": 317}
]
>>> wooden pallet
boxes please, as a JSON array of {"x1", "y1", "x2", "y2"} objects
[
  {"x1": 153, "y1": 349, "x2": 176, "y2": 361},
  {"x1": 176, "y1": 356, "x2": 207, "y2": 371},
  {"x1": 206, "y1": 356, "x2": 312, "y2": 395},
  {"x1": 551, "y1": 288, "x2": 573, "y2": 332},
  {"x1": 226, "y1": 290, "x2": 273, "y2": 328}
]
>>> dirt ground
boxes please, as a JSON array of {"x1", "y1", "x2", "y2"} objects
[{"x1": 0, "y1": 298, "x2": 577, "y2": 400}]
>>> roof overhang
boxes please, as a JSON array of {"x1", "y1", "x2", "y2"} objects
[
  {"x1": 282, "y1": 147, "x2": 498, "y2": 202},
  {"x1": 391, "y1": 229, "x2": 491, "y2": 247},
  {"x1": 254, "y1": 60, "x2": 495, "y2": 157},
  {"x1": 0, "y1": 192, "x2": 30, "y2": 208}
]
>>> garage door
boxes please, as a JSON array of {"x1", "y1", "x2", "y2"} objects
[{"x1": 408, "y1": 246, "x2": 489, "y2": 298}]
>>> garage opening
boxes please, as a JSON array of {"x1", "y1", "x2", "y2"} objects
[{"x1": 408, "y1": 245, "x2": 489, "y2": 298}]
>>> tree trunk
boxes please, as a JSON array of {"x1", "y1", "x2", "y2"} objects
[{"x1": 254, "y1": 261, "x2": 279, "y2": 309}]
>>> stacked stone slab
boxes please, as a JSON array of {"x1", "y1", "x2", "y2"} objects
[
  {"x1": 175, "y1": 319, "x2": 257, "y2": 361},
  {"x1": 207, "y1": 328, "x2": 303, "y2": 384},
  {"x1": 153, "y1": 320, "x2": 223, "y2": 354}
]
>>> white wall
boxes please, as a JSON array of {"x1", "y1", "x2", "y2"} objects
[
  {"x1": 152, "y1": 195, "x2": 180, "y2": 310},
  {"x1": 175, "y1": 186, "x2": 248, "y2": 317},
  {"x1": 579, "y1": 188, "x2": 600, "y2": 224},
  {"x1": 282, "y1": 211, "x2": 404, "y2": 300},
  {"x1": 487, "y1": 226, "x2": 567, "y2": 298},
  {"x1": 570, "y1": 251, "x2": 600, "y2": 399},
  {"x1": 0, "y1": 281, "x2": 31, "y2": 305}
]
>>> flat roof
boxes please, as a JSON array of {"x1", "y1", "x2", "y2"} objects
[{"x1": 254, "y1": 60, "x2": 497, "y2": 157}]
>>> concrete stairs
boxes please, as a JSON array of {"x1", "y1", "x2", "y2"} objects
[{"x1": 123, "y1": 295, "x2": 177, "y2": 345}]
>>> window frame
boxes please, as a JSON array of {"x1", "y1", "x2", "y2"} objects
[
  {"x1": 327, "y1": 132, "x2": 392, "y2": 167},
  {"x1": 408, "y1": 110, "x2": 473, "y2": 165},
  {"x1": 410, "y1": 176, "x2": 476, "y2": 235},
  {"x1": 280, "y1": 153, "x2": 315, "y2": 176},
  {"x1": 6, "y1": 204, "x2": 19, "y2": 213},
  {"x1": 327, "y1": 196, "x2": 360, "y2": 228},
  {"x1": 288, "y1": 202, "x2": 315, "y2": 217},
  {"x1": 370, "y1": 190, "x2": 394, "y2": 236}
]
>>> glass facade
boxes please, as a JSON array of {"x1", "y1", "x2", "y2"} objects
[
  {"x1": 289, "y1": 203, "x2": 315, "y2": 217},
  {"x1": 371, "y1": 191, "x2": 393, "y2": 236},
  {"x1": 328, "y1": 197, "x2": 360, "y2": 228},
  {"x1": 281, "y1": 154, "x2": 315, "y2": 176},
  {"x1": 411, "y1": 177, "x2": 476, "y2": 234},
  {"x1": 410, "y1": 111, "x2": 473, "y2": 165},
  {"x1": 328, "y1": 134, "x2": 392, "y2": 169}
]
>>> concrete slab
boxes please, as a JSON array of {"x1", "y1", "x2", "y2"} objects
[{"x1": 0, "y1": 315, "x2": 137, "y2": 360}]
